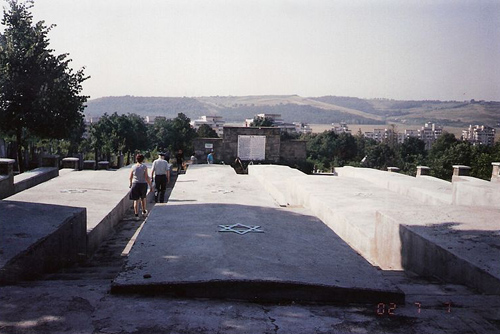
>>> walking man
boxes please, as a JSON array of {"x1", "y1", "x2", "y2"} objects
[
  {"x1": 151, "y1": 152, "x2": 171, "y2": 203},
  {"x1": 175, "y1": 149, "x2": 183, "y2": 174}
]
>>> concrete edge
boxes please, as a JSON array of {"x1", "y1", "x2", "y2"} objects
[
  {"x1": 399, "y1": 225, "x2": 500, "y2": 295},
  {"x1": 13, "y1": 167, "x2": 59, "y2": 194},
  {"x1": 111, "y1": 279, "x2": 405, "y2": 305},
  {"x1": 0, "y1": 208, "x2": 86, "y2": 285}
]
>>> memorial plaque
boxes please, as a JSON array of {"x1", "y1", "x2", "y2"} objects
[
  {"x1": 237, "y1": 135, "x2": 266, "y2": 161},
  {"x1": 205, "y1": 143, "x2": 213, "y2": 149}
]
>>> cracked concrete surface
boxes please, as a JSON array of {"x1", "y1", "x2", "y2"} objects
[
  {"x1": 1, "y1": 166, "x2": 500, "y2": 333},
  {"x1": 1, "y1": 206, "x2": 499, "y2": 334}
]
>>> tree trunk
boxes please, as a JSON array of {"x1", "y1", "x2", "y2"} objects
[{"x1": 16, "y1": 128, "x2": 24, "y2": 173}]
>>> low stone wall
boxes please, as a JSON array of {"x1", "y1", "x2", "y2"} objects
[
  {"x1": 452, "y1": 176, "x2": 500, "y2": 209},
  {"x1": 0, "y1": 158, "x2": 15, "y2": 199},
  {"x1": 13, "y1": 167, "x2": 59, "y2": 194},
  {"x1": 192, "y1": 138, "x2": 224, "y2": 163},
  {"x1": 280, "y1": 140, "x2": 307, "y2": 162},
  {"x1": 0, "y1": 201, "x2": 86, "y2": 285},
  {"x1": 0, "y1": 175, "x2": 13, "y2": 199},
  {"x1": 248, "y1": 165, "x2": 304, "y2": 206}
]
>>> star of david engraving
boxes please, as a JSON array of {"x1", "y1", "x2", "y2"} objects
[{"x1": 218, "y1": 223, "x2": 264, "y2": 235}]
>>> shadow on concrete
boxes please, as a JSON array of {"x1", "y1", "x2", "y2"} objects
[
  {"x1": 399, "y1": 222, "x2": 500, "y2": 294},
  {"x1": 112, "y1": 203, "x2": 404, "y2": 305}
]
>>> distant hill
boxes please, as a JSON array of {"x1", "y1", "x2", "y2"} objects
[{"x1": 84, "y1": 95, "x2": 500, "y2": 127}]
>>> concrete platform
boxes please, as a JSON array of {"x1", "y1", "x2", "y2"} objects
[
  {"x1": 5, "y1": 166, "x2": 141, "y2": 255},
  {"x1": 336, "y1": 166, "x2": 453, "y2": 205},
  {"x1": 112, "y1": 165, "x2": 404, "y2": 304},
  {"x1": 0, "y1": 200, "x2": 86, "y2": 284},
  {"x1": 249, "y1": 165, "x2": 500, "y2": 295},
  {"x1": 378, "y1": 208, "x2": 500, "y2": 294}
]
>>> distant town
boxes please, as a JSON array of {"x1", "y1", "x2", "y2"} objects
[{"x1": 84, "y1": 113, "x2": 497, "y2": 149}]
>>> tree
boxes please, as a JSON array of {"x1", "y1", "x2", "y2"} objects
[
  {"x1": 398, "y1": 137, "x2": 426, "y2": 175},
  {"x1": 365, "y1": 143, "x2": 397, "y2": 170},
  {"x1": 196, "y1": 124, "x2": 218, "y2": 138},
  {"x1": 149, "y1": 113, "x2": 196, "y2": 155},
  {"x1": 0, "y1": 0, "x2": 88, "y2": 171},
  {"x1": 89, "y1": 113, "x2": 149, "y2": 165},
  {"x1": 149, "y1": 117, "x2": 170, "y2": 153},
  {"x1": 428, "y1": 132, "x2": 460, "y2": 180},
  {"x1": 169, "y1": 113, "x2": 197, "y2": 153},
  {"x1": 250, "y1": 116, "x2": 274, "y2": 127}
]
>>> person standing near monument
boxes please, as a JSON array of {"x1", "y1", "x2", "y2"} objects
[
  {"x1": 129, "y1": 154, "x2": 153, "y2": 219},
  {"x1": 190, "y1": 153, "x2": 197, "y2": 164},
  {"x1": 207, "y1": 151, "x2": 215, "y2": 164},
  {"x1": 151, "y1": 152, "x2": 170, "y2": 203},
  {"x1": 175, "y1": 149, "x2": 183, "y2": 173}
]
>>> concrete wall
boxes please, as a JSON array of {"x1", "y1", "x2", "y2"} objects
[
  {"x1": 222, "y1": 127, "x2": 281, "y2": 163},
  {"x1": 13, "y1": 167, "x2": 59, "y2": 194},
  {"x1": 248, "y1": 165, "x2": 305, "y2": 206},
  {"x1": 452, "y1": 176, "x2": 500, "y2": 209},
  {"x1": 280, "y1": 140, "x2": 307, "y2": 162},
  {"x1": 0, "y1": 158, "x2": 15, "y2": 199},
  {"x1": 399, "y1": 223, "x2": 500, "y2": 295},
  {"x1": 192, "y1": 138, "x2": 223, "y2": 163},
  {"x1": 0, "y1": 175, "x2": 14, "y2": 199}
]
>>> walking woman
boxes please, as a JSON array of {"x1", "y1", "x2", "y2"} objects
[{"x1": 129, "y1": 154, "x2": 153, "y2": 219}]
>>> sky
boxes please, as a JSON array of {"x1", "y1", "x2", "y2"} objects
[{"x1": 2, "y1": 0, "x2": 500, "y2": 101}]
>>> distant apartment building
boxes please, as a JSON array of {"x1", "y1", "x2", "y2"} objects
[
  {"x1": 462, "y1": 125, "x2": 496, "y2": 146},
  {"x1": 364, "y1": 128, "x2": 393, "y2": 142},
  {"x1": 145, "y1": 116, "x2": 160, "y2": 124},
  {"x1": 190, "y1": 115, "x2": 226, "y2": 136},
  {"x1": 418, "y1": 122, "x2": 442, "y2": 150},
  {"x1": 332, "y1": 122, "x2": 351, "y2": 135},
  {"x1": 293, "y1": 122, "x2": 312, "y2": 134},
  {"x1": 362, "y1": 122, "x2": 441, "y2": 148}
]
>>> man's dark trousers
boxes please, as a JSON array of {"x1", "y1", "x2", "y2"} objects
[{"x1": 154, "y1": 174, "x2": 167, "y2": 203}]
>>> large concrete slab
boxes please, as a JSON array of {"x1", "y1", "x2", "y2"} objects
[
  {"x1": 336, "y1": 166, "x2": 453, "y2": 205},
  {"x1": 249, "y1": 165, "x2": 500, "y2": 295},
  {"x1": 0, "y1": 200, "x2": 86, "y2": 284},
  {"x1": 112, "y1": 165, "x2": 404, "y2": 304},
  {"x1": 6, "y1": 167, "x2": 137, "y2": 254},
  {"x1": 378, "y1": 208, "x2": 500, "y2": 294}
]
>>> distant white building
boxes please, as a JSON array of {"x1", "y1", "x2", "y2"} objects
[
  {"x1": 190, "y1": 115, "x2": 225, "y2": 136},
  {"x1": 404, "y1": 129, "x2": 419, "y2": 139},
  {"x1": 364, "y1": 128, "x2": 392, "y2": 142},
  {"x1": 363, "y1": 123, "x2": 441, "y2": 148},
  {"x1": 293, "y1": 122, "x2": 312, "y2": 134},
  {"x1": 462, "y1": 125, "x2": 496, "y2": 146},
  {"x1": 145, "y1": 116, "x2": 158, "y2": 124},
  {"x1": 332, "y1": 122, "x2": 351, "y2": 135},
  {"x1": 418, "y1": 122, "x2": 442, "y2": 150},
  {"x1": 85, "y1": 116, "x2": 101, "y2": 125}
]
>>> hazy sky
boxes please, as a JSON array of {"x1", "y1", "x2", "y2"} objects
[{"x1": 2, "y1": 0, "x2": 500, "y2": 101}]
